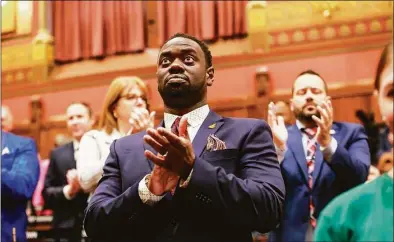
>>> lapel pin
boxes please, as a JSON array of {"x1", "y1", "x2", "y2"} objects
[{"x1": 208, "y1": 123, "x2": 216, "y2": 129}]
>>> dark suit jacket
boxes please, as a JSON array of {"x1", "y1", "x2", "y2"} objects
[
  {"x1": 269, "y1": 122, "x2": 370, "y2": 242},
  {"x1": 42, "y1": 142, "x2": 88, "y2": 234},
  {"x1": 84, "y1": 111, "x2": 285, "y2": 242},
  {"x1": 1, "y1": 131, "x2": 40, "y2": 242}
]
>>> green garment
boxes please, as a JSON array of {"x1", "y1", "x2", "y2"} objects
[{"x1": 315, "y1": 173, "x2": 393, "y2": 242}]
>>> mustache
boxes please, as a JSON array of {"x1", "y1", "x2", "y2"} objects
[
  {"x1": 165, "y1": 74, "x2": 189, "y2": 83},
  {"x1": 302, "y1": 101, "x2": 320, "y2": 109}
]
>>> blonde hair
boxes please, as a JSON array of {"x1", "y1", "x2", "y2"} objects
[{"x1": 98, "y1": 76, "x2": 149, "y2": 135}]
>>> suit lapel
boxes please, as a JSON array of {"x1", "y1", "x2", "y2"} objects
[
  {"x1": 142, "y1": 120, "x2": 165, "y2": 170},
  {"x1": 1, "y1": 131, "x2": 6, "y2": 153},
  {"x1": 288, "y1": 126, "x2": 309, "y2": 184},
  {"x1": 68, "y1": 142, "x2": 76, "y2": 168},
  {"x1": 192, "y1": 111, "x2": 224, "y2": 158},
  {"x1": 143, "y1": 112, "x2": 224, "y2": 168},
  {"x1": 313, "y1": 123, "x2": 339, "y2": 186}
]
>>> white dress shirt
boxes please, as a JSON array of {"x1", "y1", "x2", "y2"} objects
[
  {"x1": 276, "y1": 120, "x2": 338, "y2": 164},
  {"x1": 138, "y1": 105, "x2": 210, "y2": 206},
  {"x1": 63, "y1": 140, "x2": 80, "y2": 200}
]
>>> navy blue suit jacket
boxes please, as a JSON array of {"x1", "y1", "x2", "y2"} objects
[
  {"x1": 269, "y1": 122, "x2": 370, "y2": 242},
  {"x1": 1, "y1": 131, "x2": 40, "y2": 242},
  {"x1": 42, "y1": 142, "x2": 88, "y2": 235},
  {"x1": 84, "y1": 111, "x2": 285, "y2": 242}
]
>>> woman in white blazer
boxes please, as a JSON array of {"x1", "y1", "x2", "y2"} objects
[{"x1": 77, "y1": 76, "x2": 155, "y2": 196}]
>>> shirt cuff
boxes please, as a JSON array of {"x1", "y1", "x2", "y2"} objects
[
  {"x1": 320, "y1": 137, "x2": 338, "y2": 162},
  {"x1": 179, "y1": 169, "x2": 193, "y2": 188},
  {"x1": 275, "y1": 145, "x2": 287, "y2": 164},
  {"x1": 138, "y1": 174, "x2": 165, "y2": 206},
  {"x1": 63, "y1": 185, "x2": 76, "y2": 200}
]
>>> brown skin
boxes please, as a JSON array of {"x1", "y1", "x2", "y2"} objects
[{"x1": 143, "y1": 37, "x2": 214, "y2": 195}]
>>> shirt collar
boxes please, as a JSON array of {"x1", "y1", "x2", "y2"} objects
[
  {"x1": 164, "y1": 105, "x2": 210, "y2": 129},
  {"x1": 296, "y1": 120, "x2": 305, "y2": 130},
  {"x1": 73, "y1": 139, "x2": 80, "y2": 151}
]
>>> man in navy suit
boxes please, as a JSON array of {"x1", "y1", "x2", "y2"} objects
[
  {"x1": 84, "y1": 33, "x2": 285, "y2": 242},
  {"x1": 43, "y1": 102, "x2": 94, "y2": 241},
  {"x1": 1, "y1": 130, "x2": 40, "y2": 242},
  {"x1": 268, "y1": 70, "x2": 370, "y2": 242}
]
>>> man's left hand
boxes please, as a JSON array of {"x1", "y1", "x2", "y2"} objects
[
  {"x1": 144, "y1": 116, "x2": 195, "y2": 179},
  {"x1": 312, "y1": 99, "x2": 334, "y2": 147}
]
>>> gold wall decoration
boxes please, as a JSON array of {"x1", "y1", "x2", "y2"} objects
[
  {"x1": 1, "y1": 1, "x2": 33, "y2": 36},
  {"x1": 264, "y1": 1, "x2": 393, "y2": 32},
  {"x1": 370, "y1": 20, "x2": 382, "y2": 33},
  {"x1": 323, "y1": 26, "x2": 336, "y2": 39},
  {"x1": 307, "y1": 28, "x2": 320, "y2": 41},
  {"x1": 247, "y1": 1, "x2": 270, "y2": 51},
  {"x1": 2, "y1": 44, "x2": 33, "y2": 70},
  {"x1": 16, "y1": 1, "x2": 33, "y2": 35},
  {"x1": 2, "y1": 1, "x2": 17, "y2": 33},
  {"x1": 5, "y1": 74, "x2": 13, "y2": 84},
  {"x1": 15, "y1": 71, "x2": 25, "y2": 82},
  {"x1": 355, "y1": 22, "x2": 367, "y2": 35},
  {"x1": 292, "y1": 30, "x2": 305, "y2": 43},
  {"x1": 385, "y1": 19, "x2": 393, "y2": 31},
  {"x1": 339, "y1": 25, "x2": 351, "y2": 37},
  {"x1": 277, "y1": 32, "x2": 289, "y2": 45}
]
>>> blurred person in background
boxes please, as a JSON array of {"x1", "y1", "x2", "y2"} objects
[
  {"x1": 77, "y1": 76, "x2": 155, "y2": 197},
  {"x1": 315, "y1": 42, "x2": 393, "y2": 242},
  {"x1": 2, "y1": 129, "x2": 40, "y2": 242},
  {"x1": 1, "y1": 105, "x2": 14, "y2": 132},
  {"x1": 268, "y1": 70, "x2": 370, "y2": 242},
  {"x1": 274, "y1": 101, "x2": 295, "y2": 127},
  {"x1": 42, "y1": 102, "x2": 95, "y2": 241}
]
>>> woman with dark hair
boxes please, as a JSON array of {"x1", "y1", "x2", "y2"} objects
[{"x1": 315, "y1": 42, "x2": 393, "y2": 242}]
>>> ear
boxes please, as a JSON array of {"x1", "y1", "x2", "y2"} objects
[
  {"x1": 89, "y1": 116, "x2": 96, "y2": 127},
  {"x1": 206, "y1": 67, "x2": 215, "y2": 86}
]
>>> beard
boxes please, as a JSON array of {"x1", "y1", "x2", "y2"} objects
[
  {"x1": 158, "y1": 81, "x2": 206, "y2": 109},
  {"x1": 294, "y1": 107, "x2": 321, "y2": 124}
]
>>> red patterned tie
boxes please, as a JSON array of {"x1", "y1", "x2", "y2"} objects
[
  {"x1": 171, "y1": 117, "x2": 181, "y2": 136},
  {"x1": 302, "y1": 127, "x2": 318, "y2": 228},
  {"x1": 170, "y1": 117, "x2": 181, "y2": 195}
]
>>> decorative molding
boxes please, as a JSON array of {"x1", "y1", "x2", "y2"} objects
[
  {"x1": 2, "y1": 1, "x2": 392, "y2": 99},
  {"x1": 265, "y1": 1, "x2": 393, "y2": 32},
  {"x1": 268, "y1": 16, "x2": 392, "y2": 47},
  {"x1": 2, "y1": 31, "x2": 391, "y2": 99}
]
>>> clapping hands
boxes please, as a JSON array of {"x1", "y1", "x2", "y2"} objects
[
  {"x1": 268, "y1": 102, "x2": 288, "y2": 149},
  {"x1": 127, "y1": 108, "x2": 156, "y2": 135}
]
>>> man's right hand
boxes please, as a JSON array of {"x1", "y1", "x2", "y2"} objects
[
  {"x1": 148, "y1": 163, "x2": 179, "y2": 196},
  {"x1": 66, "y1": 169, "x2": 81, "y2": 196},
  {"x1": 268, "y1": 102, "x2": 288, "y2": 149}
]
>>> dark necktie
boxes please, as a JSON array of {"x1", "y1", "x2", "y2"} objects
[
  {"x1": 301, "y1": 127, "x2": 318, "y2": 228},
  {"x1": 171, "y1": 117, "x2": 181, "y2": 136}
]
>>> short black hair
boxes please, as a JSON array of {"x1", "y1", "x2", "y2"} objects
[
  {"x1": 292, "y1": 69, "x2": 328, "y2": 95},
  {"x1": 67, "y1": 102, "x2": 93, "y2": 118},
  {"x1": 374, "y1": 42, "x2": 392, "y2": 91},
  {"x1": 161, "y1": 33, "x2": 213, "y2": 69}
]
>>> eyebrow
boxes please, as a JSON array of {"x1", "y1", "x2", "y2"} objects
[{"x1": 159, "y1": 48, "x2": 198, "y2": 58}]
